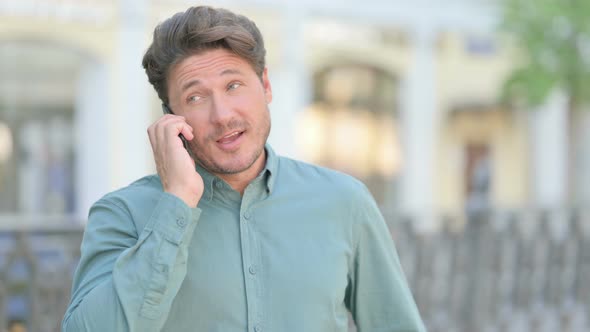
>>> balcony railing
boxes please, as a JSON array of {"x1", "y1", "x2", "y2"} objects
[
  {"x1": 0, "y1": 221, "x2": 83, "y2": 332},
  {"x1": 385, "y1": 209, "x2": 590, "y2": 332},
  {"x1": 0, "y1": 210, "x2": 589, "y2": 331}
]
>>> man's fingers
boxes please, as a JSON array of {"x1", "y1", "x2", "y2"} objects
[
  {"x1": 179, "y1": 124, "x2": 194, "y2": 141},
  {"x1": 161, "y1": 121, "x2": 193, "y2": 143},
  {"x1": 148, "y1": 114, "x2": 195, "y2": 156},
  {"x1": 155, "y1": 114, "x2": 185, "y2": 134},
  {"x1": 154, "y1": 116, "x2": 189, "y2": 142}
]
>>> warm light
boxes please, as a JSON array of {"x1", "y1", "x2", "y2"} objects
[
  {"x1": 330, "y1": 110, "x2": 373, "y2": 177},
  {"x1": 0, "y1": 122, "x2": 13, "y2": 163},
  {"x1": 296, "y1": 107, "x2": 326, "y2": 162},
  {"x1": 296, "y1": 106, "x2": 402, "y2": 178},
  {"x1": 375, "y1": 116, "x2": 402, "y2": 176}
]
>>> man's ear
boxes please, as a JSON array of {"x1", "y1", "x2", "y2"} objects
[{"x1": 261, "y1": 68, "x2": 272, "y2": 104}]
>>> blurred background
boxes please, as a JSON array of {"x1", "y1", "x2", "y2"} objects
[{"x1": 0, "y1": 0, "x2": 589, "y2": 331}]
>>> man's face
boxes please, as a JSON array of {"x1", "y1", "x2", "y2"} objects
[{"x1": 167, "y1": 48, "x2": 272, "y2": 176}]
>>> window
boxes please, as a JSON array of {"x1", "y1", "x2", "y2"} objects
[
  {"x1": 0, "y1": 42, "x2": 79, "y2": 215},
  {"x1": 297, "y1": 64, "x2": 401, "y2": 205}
]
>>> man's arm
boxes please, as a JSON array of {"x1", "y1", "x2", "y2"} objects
[
  {"x1": 345, "y1": 184, "x2": 426, "y2": 332},
  {"x1": 62, "y1": 192, "x2": 200, "y2": 331}
]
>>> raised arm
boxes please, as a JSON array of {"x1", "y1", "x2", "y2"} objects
[{"x1": 62, "y1": 192, "x2": 201, "y2": 331}]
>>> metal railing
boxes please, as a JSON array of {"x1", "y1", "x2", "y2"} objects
[
  {"x1": 386, "y1": 209, "x2": 590, "y2": 332},
  {"x1": 0, "y1": 210, "x2": 589, "y2": 331},
  {"x1": 0, "y1": 222, "x2": 83, "y2": 332}
]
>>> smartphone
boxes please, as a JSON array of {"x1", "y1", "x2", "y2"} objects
[{"x1": 162, "y1": 104, "x2": 196, "y2": 161}]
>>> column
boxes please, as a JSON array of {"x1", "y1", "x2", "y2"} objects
[
  {"x1": 398, "y1": 27, "x2": 438, "y2": 229},
  {"x1": 114, "y1": 0, "x2": 151, "y2": 187},
  {"x1": 529, "y1": 90, "x2": 568, "y2": 208},
  {"x1": 268, "y1": 7, "x2": 310, "y2": 158},
  {"x1": 573, "y1": 109, "x2": 590, "y2": 206},
  {"x1": 75, "y1": 62, "x2": 110, "y2": 221}
]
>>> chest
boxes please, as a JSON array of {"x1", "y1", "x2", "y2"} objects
[{"x1": 179, "y1": 200, "x2": 354, "y2": 310}]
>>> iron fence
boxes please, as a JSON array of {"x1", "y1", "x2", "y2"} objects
[{"x1": 386, "y1": 209, "x2": 590, "y2": 332}]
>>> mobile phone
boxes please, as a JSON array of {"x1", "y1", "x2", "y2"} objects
[{"x1": 162, "y1": 104, "x2": 196, "y2": 161}]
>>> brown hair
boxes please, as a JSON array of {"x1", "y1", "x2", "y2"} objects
[{"x1": 142, "y1": 6, "x2": 266, "y2": 104}]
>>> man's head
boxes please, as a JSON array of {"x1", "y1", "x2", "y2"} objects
[
  {"x1": 143, "y1": 6, "x2": 272, "y2": 178},
  {"x1": 142, "y1": 6, "x2": 266, "y2": 105}
]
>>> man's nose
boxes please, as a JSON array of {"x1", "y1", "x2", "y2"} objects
[{"x1": 209, "y1": 95, "x2": 234, "y2": 125}]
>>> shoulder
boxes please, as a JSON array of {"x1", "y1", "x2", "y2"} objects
[
  {"x1": 89, "y1": 174, "x2": 164, "y2": 231},
  {"x1": 99, "y1": 174, "x2": 163, "y2": 208},
  {"x1": 275, "y1": 156, "x2": 372, "y2": 202}
]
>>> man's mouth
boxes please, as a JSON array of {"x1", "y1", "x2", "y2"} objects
[{"x1": 216, "y1": 130, "x2": 245, "y2": 147}]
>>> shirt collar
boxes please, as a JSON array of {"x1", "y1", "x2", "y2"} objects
[
  {"x1": 196, "y1": 143, "x2": 278, "y2": 202},
  {"x1": 264, "y1": 143, "x2": 278, "y2": 194}
]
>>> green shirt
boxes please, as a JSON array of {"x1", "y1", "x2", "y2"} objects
[{"x1": 62, "y1": 145, "x2": 425, "y2": 332}]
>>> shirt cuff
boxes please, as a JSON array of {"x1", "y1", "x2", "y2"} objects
[{"x1": 146, "y1": 192, "x2": 201, "y2": 245}]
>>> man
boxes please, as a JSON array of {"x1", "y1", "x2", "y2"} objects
[{"x1": 62, "y1": 6, "x2": 425, "y2": 332}]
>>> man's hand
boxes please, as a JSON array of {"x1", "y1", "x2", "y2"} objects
[{"x1": 148, "y1": 114, "x2": 204, "y2": 208}]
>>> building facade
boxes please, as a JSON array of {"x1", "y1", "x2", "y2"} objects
[{"x1": 0, "y1": 0, "x2": 585, "y2": 227}]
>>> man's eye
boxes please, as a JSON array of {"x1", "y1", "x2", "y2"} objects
[
  {"x1": 228, "y1": 82, "x2": 242, "y2": 90},
  {"x1": 188, "y1": 95, "x2": 202, "y2": 103}
]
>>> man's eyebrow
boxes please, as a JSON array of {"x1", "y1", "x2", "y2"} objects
[
  {"x1": 181, "y1": 79, "x2": 201, "y2": 93},
  {"x1": 180, "y1": 69, "x2": 244, "y2": 92},
  {"x1": 220, "y1": 68, "x2": 243, "y2": 76}
]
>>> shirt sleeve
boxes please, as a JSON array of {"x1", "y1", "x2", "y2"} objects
[
  {"x1": 345, "y1": 184, "x2": 426, "y2": 332},
  {"x1": 62, "y1": 192, "x2": 201, "y2": 332}
]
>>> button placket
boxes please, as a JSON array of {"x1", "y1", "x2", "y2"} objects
[
  {"x1": 215, "y1": 180, "x2": 223, "y2": 190},
  {"x1": 239, "y1": 202, "x2": 254, "y2": 329},
  {"x1": 176, "y1": 216, "x2": 186, "y2": 228},
  {"x1": 240, "y1": 189, "x2": 265, "y2": 332},
  {"x1": 244, "y1": 211, "x2": 252, "y2": 220},
  {"x1": 248, "y1": 265, "x2": 257, "y2": 275}
]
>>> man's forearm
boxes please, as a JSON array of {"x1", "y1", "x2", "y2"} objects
[{"x1": 63, "y1": 193, "x2": 200, "y2": 331}]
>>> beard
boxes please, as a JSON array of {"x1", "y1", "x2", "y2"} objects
[{"x1": 190, "y1": 110, "x2": 271, "y2": 176}]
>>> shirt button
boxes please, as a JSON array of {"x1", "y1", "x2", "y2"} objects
[
  {"x1": 215, "y1": 180, "x2": 223, "y2": 189},
  {"x1": 254, "y1": 325, "x2": 261, "y2": 332},
  {"x1": 244, "y1": 211, "x2": 251, "y2": 220},
  {"x1": 248, "y1": 265, "x2": 257, "y2": 275},
  {"x1": 176, "y1": 217, "x2": 186, "y2": 228}
]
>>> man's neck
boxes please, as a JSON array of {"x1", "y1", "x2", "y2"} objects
[{"x1": 217, "y1": 150, "x2": 267, "y2": 195}]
